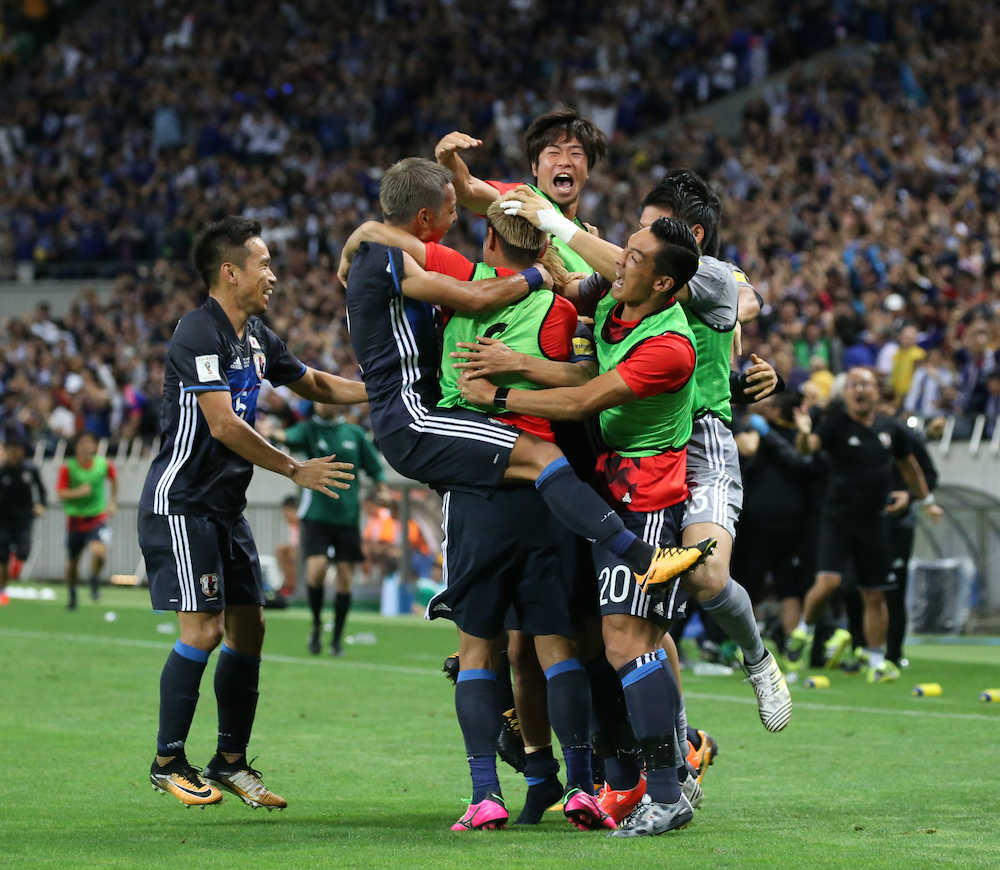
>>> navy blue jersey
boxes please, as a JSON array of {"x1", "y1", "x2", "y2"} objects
[
  {"x1": 140, "y1": 296, "x2": 306, "y2": 517},
  {"x1": 346, "y1": 243, "x2": 442, "y2": 438}
]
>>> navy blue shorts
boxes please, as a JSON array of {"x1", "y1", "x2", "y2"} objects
[
  {"x1": 67, "y1": 523, "x2": 110, "y2": 560},
  {"x1": 138, "y1": 511, "x2": 264, "y2": 612},
  {"x1": 426, "y1": 486, "x2": 574, "y2": 638},
  {"x1": 377, "y1": 407, "x2": 519, "y2": 495},
  {"x1": 592, "y1": 504, "x2": 688, "y2": 628}
]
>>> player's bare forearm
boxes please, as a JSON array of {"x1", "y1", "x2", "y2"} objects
[
  {"x1": 435, "y1": 146, "x2": 497, "y2": 215},
  {"x1": 460, "y1": 369, "x2": 633, "y2": 420},
  {"x1": 347, "y1": 222, "x2": 427, "y2": 266},
  {"x1": 291, "y1": 368, "x2": 368, "y2": 405},
  {"x1": 898, "y1": 454, "x2": 930, "y2": 499},
  {"x1": 737, "y1": 283, "x2": 761, "y2": 323},
  {"x1": 518, "y1": 357, "x2": 596, "y2": 388},
  {"x1": 401, "y1": 251, "x2": 546, "y2": 314},
  {"x1": 569, "y1": 232, "x2": 621, "y2": 282},
  {"x1": 211, "y1": 414, "x2": 299, "y2": 478},
  {"x1": 57, "y1": 486, "x2": 90, "y2": 501}
]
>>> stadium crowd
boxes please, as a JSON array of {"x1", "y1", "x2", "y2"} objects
[{"x1": 2, "y1": 0, "x2": 998, "y2": 449}]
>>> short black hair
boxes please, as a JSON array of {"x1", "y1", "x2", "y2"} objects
[
  {"x1": 191, "y1": 216, "x2": 263, "y2": 290},
  {"x1": 649, "y1": 217, "x2": 700, "y2": 289},
  {"x1": 642, "y1": 169, "x2": 722, "y2": 257},
  {"x1": 524, "y1": 107, "x2": 607, "y2": 171}
]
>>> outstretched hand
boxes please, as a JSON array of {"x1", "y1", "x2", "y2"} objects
[
  {"x1": 434, "y1": 131, "x2": 483, "y2": 162},
  {"x1": 292, "y1": 454, "x2": 355, "y2": 499}
]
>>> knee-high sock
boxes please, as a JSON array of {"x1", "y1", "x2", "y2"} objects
[
  {"x1": 701, "y1": 577, "x2": 766, "y2": 665},
  {"x1": 495, "y1": 648, "x2": 515, "y2": 716},
  {"x1": 215, "y1": 644, "x2": 260, "y2": 756},
  {"x1": 455, "y1": 669, "x2": 501, "y2": 803},
  {"x1": 535, "y1": 459, "x2": 653, "y2": 573},
  {"x1": 307, "y1": 585, "x2": 324, "y2": 628},
  {"x1": 157, "y1": 641, "x2": 209, "y2": 756},
  {"x1": 618, "y1": 653, "x2": 681, "y2": 804},
  {"x1": 585, "y1": 655, "x2": 640, "y2": 790},
  {"x1": 544, "y1": 658, "x2": 593, "y2": 793},
  {"x1": 333, "y1": 591, "x2": 352, "y2": 644}
]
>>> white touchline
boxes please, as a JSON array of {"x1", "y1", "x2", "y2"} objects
[{"x1": 2, "y1": 627, "x2": 997, "y2": 724}]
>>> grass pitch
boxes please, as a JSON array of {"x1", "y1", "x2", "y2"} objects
[{"x1": 2, "y1": 588, "x2": 998, "y2": 869}]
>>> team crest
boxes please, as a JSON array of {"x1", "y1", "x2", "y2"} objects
[
  {"x1": 879, "y1": 431, "x2": 892, "y2": 448},
  {"x1": 253, "y1": 351, "x2": 266, "y2": 379},
  {"x1": 200, "y1": 573, "x2": 219, "y2": 597}
]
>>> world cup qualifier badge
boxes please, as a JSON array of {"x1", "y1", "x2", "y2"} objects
[{"x1": 200, "y1": 573, "x2": 220, "y2": 597}]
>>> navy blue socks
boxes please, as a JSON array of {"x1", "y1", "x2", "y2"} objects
[
  {"x1": 215, "y1": 644, "x2": 260, "y2": 756},
  {"x1": 617, "y1": 652, "x2": 681, "y2": 804},
  {"x1": 157, "y1": 640, "x2": 209, "y2": 756},
  {"x1": 544, "y1": 658, "x2": 593, "y2": 793},
  {"x1": 455, "y1": 669, "x2": 501, "y2": 803},
  {"x1": 534, "y1": 459, "x2": 653, "y2": 573}
]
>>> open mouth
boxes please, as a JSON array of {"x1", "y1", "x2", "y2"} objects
[{"x1": 552, "y1": 173, "x2": 575, "y2": 194}]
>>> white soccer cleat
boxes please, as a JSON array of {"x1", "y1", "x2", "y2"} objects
[{"x1": 744, "y1": 650, "x2": 792, "y2": 732}]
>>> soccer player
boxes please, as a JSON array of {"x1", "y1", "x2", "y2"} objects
[
  {"x1": 142, "y1": 216, "x2": 363, "y2": 808},
  {"x1": 343, "y1": 160, "x2": 711, "y2": 593},
  {"x1": 272, "y1": 404, "x2": 385, "y2": 656},
  {"x1": 56, "y1": 432, "x2": 117, "y2": 609},
  {"x1": 0, "y1": 432, "x2": 47, "y2": 605},
  {"x1": 459, "y1": 217, "x2": 704, "y2": 837},
  {"x1": 788, "y1": 367, "x2": 940, "y2": 683},
  {"x1": 499, "y1": 173, "x2": 792, "y2": 733},
  {"x1": 434, "y1": 107, "x2": 606, "y2": 274}
]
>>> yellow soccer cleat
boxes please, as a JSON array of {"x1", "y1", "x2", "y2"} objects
[
  {"x1": 637, "y1": 538, "x2": 717, "y2": 590},
  {"x1": 150, "y1": 756, "x2": 223, "y2": 807}
]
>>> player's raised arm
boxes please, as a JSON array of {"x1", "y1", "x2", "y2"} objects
[
  {"x1": 434, "y1": 131, "x2": 500, "y2": 215},
  {"x1": 398, "y1": 250, "x2": 551, "y2": 314},
  {"x1": 500, "y1": 185, "x2": 621, "y2": 280},
  {"x1": 196, "y1": 390, "x2": 355, "y2": 498},
  {"x1": 289, "y1": 367, "x2": 368, "y2": 405}
]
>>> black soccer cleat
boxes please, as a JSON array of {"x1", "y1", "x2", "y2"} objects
[
  {"x1": 308, "y1": 627, "x2": 321, "y2": 656},
  {"x1": 497, "y1": 708, "x2": 526, "y2": 773},
  {"x1": 442, "y1": 651, "x2": 460, "y2": 685}
]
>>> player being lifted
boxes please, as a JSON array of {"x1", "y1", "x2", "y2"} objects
[
  {"x1": 497, "y1": 172, "x2": 792, "y2": 736},
  {"x1": 341, "y1": 159, "x2": 712, "y2": 593},
  {"x1": 141, "y1": 217, "x2": 364, "y2": 809}
]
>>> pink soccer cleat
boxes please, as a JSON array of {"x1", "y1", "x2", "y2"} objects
[
  {"x1": 563, "y1": 787, "x2": 617, "y2": 831},
  {"x1": 451, "y1": 795, "x2": 508, "y2": 831}
]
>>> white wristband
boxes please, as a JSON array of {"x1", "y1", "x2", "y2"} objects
[
  {"x1": 920, "y1": 494, "x2": 935, "y2": 506},
  {"x1": 535, "y1": 208, "x2": 579, "y2": 244}
]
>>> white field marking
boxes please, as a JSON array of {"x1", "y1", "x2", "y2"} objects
[
  {"x1": 0, "y1": 628, "x2": 435, "y2": 678},
  {"x1": 3, "y1": 626, "x2": 998, "y2": 723},
  {"x1": 684, "y1": 690, "x2": 998, "y2": 723}
]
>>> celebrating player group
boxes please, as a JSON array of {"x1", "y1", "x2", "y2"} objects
[{"x1": 141, "y1": 107, "x2": 791, "y2": 837}]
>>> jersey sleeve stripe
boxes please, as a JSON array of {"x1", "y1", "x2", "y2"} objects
[{"x1": 182, "y1": 385, "x2": 230, "y2": 393}]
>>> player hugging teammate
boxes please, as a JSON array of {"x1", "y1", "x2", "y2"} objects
[{"x1": 336, "y1": 108, "x2": 791, "y2": 838}]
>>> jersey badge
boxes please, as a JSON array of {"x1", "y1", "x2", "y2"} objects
[
  {"x1": 195, "y1": 354, "x2": 220, "y2": 383},
  {"x1": 253, "y1": 352, "x2": 266, "y2": 379},
  {"x1": 879, "y1": 431, "x2": 892, "y2": 448},
  {"x1": 199, "y1": 573, "x2": 220, "y2": 598},
  {"x1": 848, "y1": 435, "x2": 862, "y2": 447}
]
